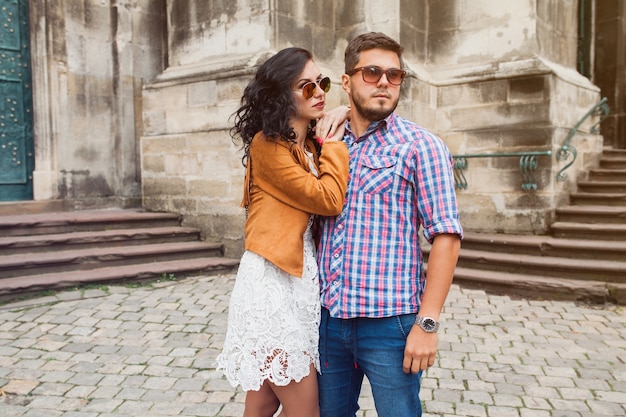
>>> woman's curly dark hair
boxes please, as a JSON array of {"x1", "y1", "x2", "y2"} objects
[{"x1": 231, "y1": 47, "x2": 318, "y2": 166}]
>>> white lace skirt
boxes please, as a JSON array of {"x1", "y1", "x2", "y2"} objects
[{"x1": 215, "y1": 219, "x2": 321, "y2": 391}]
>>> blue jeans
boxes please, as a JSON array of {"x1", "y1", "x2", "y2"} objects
[{"x1": 318, "y1": 308, "x2": 423, "y2": 417}]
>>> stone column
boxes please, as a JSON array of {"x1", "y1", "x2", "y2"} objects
[{"x1": 29, "y1": 0, "x2": 165, "y2": 207}]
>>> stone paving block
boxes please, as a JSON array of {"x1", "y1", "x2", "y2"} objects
[
  {"x1": 169, "y1": 357, "x2": 195, "y2": 369},
  {"x1": 115, "y1": 399, "x2": 154, "y2": 414},
  {"x1": 38, "y1": 370, "x2": 74, "y2": 383},
  {"x1": 172, "y1": 377, "x2": 205, "y2": 392},
  {"x1": 477, "y1": 371, "x2": 507, "y2": 384},
  {"x1": 69, "y1": 361, "x2": 101, "y2": 373},
  {"x1": 423, "y1": 400, "x2": 456, "y2": 415},
  {"x1": 467, "y1": 380, "x2": 496, "y2": 393},
  {"x1": 2, "y1": 378, "x2": 39, "y2": 394},
  {"x1": 143, "y1": 364, "x2": 172, "y2": 377},
  {"x1": 455, "y1": 401, "x2": 488, "y2": 416},
  {"x1": 120, "y1": 364, "x2": 147, "y2": 375},
  {"x1": 487, "y1": 405, "x2": 521, "y2": 416},
  {"x1": 586, "y1": 399, "x2": 626, "y2": 415},
  {"x1": 65, "y1": 385, "x2": 97, "y2": 398},
  {"x1": 506, "y1": 373, "x2": 538, "y2": 386},
  {"x1": 433, "y1": 388, "x2": 463, "y2": 402},
  {"x1": 551, "y1": 397, "x2": 593, "y2": 413},
  {"x1": 142, "y1": 376, "x2": 177, "y2": 390},
  {"x1": 493, "y1": 392, "x2": 523, "y2": 407},
  {"x1": 464, "y1": 390, "x2": 494, "y2": 405},
  {"x1": 142, "y1": 388, "x2": 179, "y2": 402},
  {"x1": 6, "y1": 368, "x2": 43, "y2": 381},
  {"x1": 31, "y1": 381, "x2": 72, "y2": 396},
  {"x1": 117, "y1": 386, "x2": 146, "y2": 400},
  {"x1": 89, "y1": 385, "x2": 122, "y2": 399}
]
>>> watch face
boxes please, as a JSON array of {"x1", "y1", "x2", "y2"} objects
[{"x1": 423, "y1": 318, "x2": 437, "y2": 330}]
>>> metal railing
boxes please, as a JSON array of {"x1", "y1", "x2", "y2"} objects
[
  {"x1": 452, "y1": 98, "x2": 610, "y2": 191},
  {"x1": 556, "y1": 97, "x2": 610, "y2": 181},
  {"x1": 453, "y1": 151, "x2": 552, "y2": 191}
]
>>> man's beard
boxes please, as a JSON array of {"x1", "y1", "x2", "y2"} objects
[{"x1": 352, "y1": 90, "x2": 399, "y2": 122}]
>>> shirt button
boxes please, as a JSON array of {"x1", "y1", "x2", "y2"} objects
[
  {"x1": 337, "y1": 224, "x2": 343, "y2": 230},
  {"x1": 333, "y1": 253, "x2": 339, "y2": 258}
]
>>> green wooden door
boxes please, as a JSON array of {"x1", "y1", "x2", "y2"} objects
[{"x1": 0, "y1": 0, "x2": 34, "y2": 201}]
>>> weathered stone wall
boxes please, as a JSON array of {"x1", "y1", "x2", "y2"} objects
[
  {"x1": 395, "y1": 0, "x2": 603, "y2": 234},
  {"x1": 427, "y1": 0, "x2": 538, "y2": 66},
  {"x1": 140, "y1": 0, "x2": 606, "y2": 255},
  {"x1": 167, "y1": 0, "x2": 271, "y2": 66},
  {"x1": 425, "y1": 67, "x2": 602, "y2": 234},
  {"x1": 141, "y1": 55, "x2": 258, "y2": 255},
  {"x1": 30, "y1": 0, "x2": 165, "y2": 207}
]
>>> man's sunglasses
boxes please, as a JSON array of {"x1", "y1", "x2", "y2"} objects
[
  {"x1": 300, "y1": 76, "x2": 331, "y2": 99},
  {"x1": 346, "y1": 66, "x2": 407, "y2": 86}
]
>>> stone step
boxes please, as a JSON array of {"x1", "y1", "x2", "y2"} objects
[
  {"x1": 454, "y1": 248, "x2": 626, "y2": 282},
  {"x1": 450, "y1": 267, "x2": 624, "y2": 304},
  {"x1": 554, "y1": 205, "x2": 626, "y2": 225},
  {"x1": 0, "y1": 258, "x2": 239, "y2": 299},
  {"x1": 550, "y1": 221, "x2": 626, "y2": 240},
  {"x1": 599, "y1": 157, "x2": 626, "y2": 170},
  {"x1": 0, "y1": 241, "x2": 225, "y2": 279},
  {"x1": 602, "y1": 148, "x2": 626, "y2": 156},
  {"x1": 577, "y1": 180, "x2": 626, "y2": 193},
  {"x1": 0, "y1": 209, "x2": 181, "y2": 237},
  {"x1": 0, "y1": 200, "x2": 66, "y2": 215},
  {"x1": 569, "y1": 192, "x2": 626, "y2": 206},
  {"x1": 588, "y1": 168, "x2": 626, "y2": 182},
  {"x1": 0, "y1": 226, "x2": 202, "y2": 255},
  {"x1": 0, "y1": 208, "x2": 240, "y2": 302},
  {"x1": 460, "y1": 231, "x2": 626, "y2": 261}
]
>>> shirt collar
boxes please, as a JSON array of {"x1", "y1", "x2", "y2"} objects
[{"x1": 346, "y1": 111, "x2": 396, "y2": 145}]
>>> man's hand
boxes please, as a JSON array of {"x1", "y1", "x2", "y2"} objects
[{"x1": 402, "y1": 325, "x2": 438, "y2": 374}]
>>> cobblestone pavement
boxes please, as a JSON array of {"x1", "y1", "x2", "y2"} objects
[{"x1": 0, "y1": 272, "x2": 625, "y2": 417}]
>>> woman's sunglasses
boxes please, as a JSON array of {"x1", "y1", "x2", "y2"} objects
[
  {"x1": 300, "y1": 76, "x2": 331, "y2": 99},
  {"x1": 347, "y1": 66, "x2": 406, "y2": 86}
]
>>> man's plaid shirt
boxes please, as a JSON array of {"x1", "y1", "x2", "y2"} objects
[{"x1": 317, "y1": 112, "x2": 464, "y2": 319}]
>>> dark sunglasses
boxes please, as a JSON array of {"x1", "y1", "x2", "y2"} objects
[
  {"x1": 300, "y1": 76, "x2": 331, "y2": 99},
  {"x1": 347, "y1": 66, "x2": 407, "y2": 86}
]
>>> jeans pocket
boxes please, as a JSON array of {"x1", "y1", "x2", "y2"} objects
[{"x1": 396, "y1": 313, "x2": 417, "y2": 338}]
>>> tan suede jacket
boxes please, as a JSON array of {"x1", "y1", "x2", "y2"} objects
[{"x1": 241, "y1": 132, "x2": 349, "y2": 277}]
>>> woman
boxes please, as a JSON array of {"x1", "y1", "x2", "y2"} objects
[{"x1": 215, "y1": 47, "x2": 349, "y2": 417}]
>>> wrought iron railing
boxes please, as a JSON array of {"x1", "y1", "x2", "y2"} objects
[
  {"x1": 453, "y1": 98, "x2": 610, "y2": 191},
  {"x1": 453, "y1": 151, "x2": 552, "y2": 191},
  {"x1": 556, "y1": 97, "x2": 610, "y2": 181}
]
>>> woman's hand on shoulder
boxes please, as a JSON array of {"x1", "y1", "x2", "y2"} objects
[{"x1": 315, "y1": 105, "x2": 350, "y2": 144}]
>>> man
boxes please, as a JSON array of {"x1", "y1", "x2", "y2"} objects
[{"x1": 317, "y1": 32, "x2": 463, "y2": 417}]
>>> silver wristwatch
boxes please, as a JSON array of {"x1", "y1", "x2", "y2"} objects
[{"x1": 415, "y1": 315, "x2": 440, "y2": 333}]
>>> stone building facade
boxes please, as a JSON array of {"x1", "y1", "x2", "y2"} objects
[{"x1": 2, "y1": 0, "x2": 624, "y2": 257}]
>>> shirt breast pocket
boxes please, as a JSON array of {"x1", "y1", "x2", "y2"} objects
[{"x1": 358, "y1": 155, "x2": 397, "y2": 194}]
